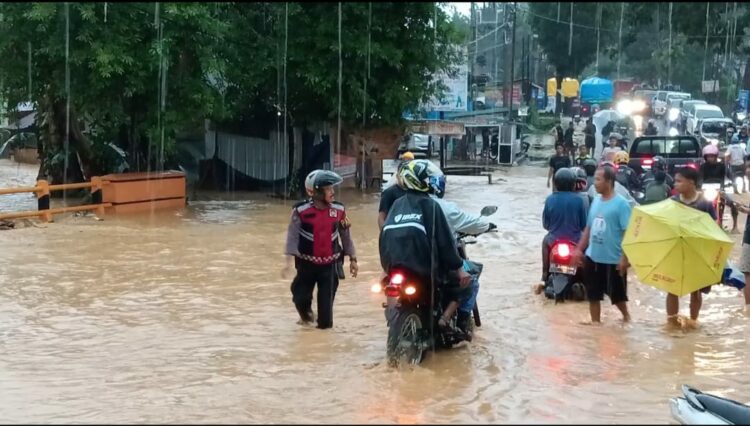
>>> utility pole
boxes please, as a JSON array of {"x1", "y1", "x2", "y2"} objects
[
  {"x1": 702, "y1": 2, "x2": 709, "y2": 82},
  {"x1": 668, "y1": 2, "x2": 672, "y2": 85},
  {"x1": 509, "y1": 2, "x2": 517, "y2": 119},
  {"x1": 617, "y1": 2, "x2": 624, "y2": 79}
]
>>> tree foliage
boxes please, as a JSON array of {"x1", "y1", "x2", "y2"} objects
[{"x1": 0, "y1": 2, "x2": 463, "y2": 182}]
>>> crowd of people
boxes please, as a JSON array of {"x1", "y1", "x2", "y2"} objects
[
  {"x1": 541, "y1": 150, "x2": 750, "y2": 326},
  {"x1": 279, "y1": 126, "x2": 750, "y2": 332}
]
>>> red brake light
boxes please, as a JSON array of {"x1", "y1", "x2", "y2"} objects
[
  {"x1": 391, "y1": 273, "x2": 405, "y2": 285},
  {"x1": 555, "y1": 243, "x2": 571, "y2": 259},
  {"x1": 385, "y1": 286, "x2": 401, "y2": 297},
  {"x1": 643, "y1": 159, "x2": 653, "y2": 166}
]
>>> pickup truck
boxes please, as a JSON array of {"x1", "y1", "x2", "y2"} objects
[{"x1": 628, "y1": 135, "x2": 702, "y2": 176}]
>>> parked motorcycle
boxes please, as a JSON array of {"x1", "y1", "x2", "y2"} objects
[
  {"x1": 544, "y1": 240, "x2": 586, "y2": 302},
  {"x1": 376, "y1": 205, "x2": 497, "y2": 367},
  {"x1": 670, "y1": 385, "x2": 750, "y2": 425}
]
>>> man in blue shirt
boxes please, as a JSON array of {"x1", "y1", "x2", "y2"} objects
[
  {"x1": 536, "y1": 168, "x2": 588, "y2": 294},
  {"x1": 572, "y1": 164, "x2": 633, "y2": 323}
]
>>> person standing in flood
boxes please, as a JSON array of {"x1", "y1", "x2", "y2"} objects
[
  {"x1": 283, "y1": 170, "x2": 358, "y2": 329},
  {"x1": 572, "y1": 165, "x2": 633, "y2": 324}
]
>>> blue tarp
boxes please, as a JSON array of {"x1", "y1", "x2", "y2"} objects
[{"x1": 580, "y1": 77, "x2": 614, "y2": 104}]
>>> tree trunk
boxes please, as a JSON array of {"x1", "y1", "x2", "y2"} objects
[{"x1": 36, "y1": 95, "x2": 94, "y2": 187}]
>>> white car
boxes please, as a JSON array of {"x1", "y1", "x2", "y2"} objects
[
  {"x1": 679, "y1": 100, "x2": 707, "y2": 129},
  {"x1": 687, "y1": 104, "x2": 724, "y2": 135},
  {"x1": 655, "y1": 91, "x2": 691, "y2": 117}
]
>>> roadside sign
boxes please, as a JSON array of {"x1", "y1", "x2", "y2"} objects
[{"x1": 702, "y1": 80, "x2": 720, "y2": 93}]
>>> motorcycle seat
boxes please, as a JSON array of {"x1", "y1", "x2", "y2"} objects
[{"x1": 696, "y1": 393, "x2": 750, "y2": 425}]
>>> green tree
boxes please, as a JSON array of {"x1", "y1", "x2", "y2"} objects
[{"x1": 528, "y1": 2, "x2": 617, "y2": 113}]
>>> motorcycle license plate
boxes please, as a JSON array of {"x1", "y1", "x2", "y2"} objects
[{"x1": 550, "y1": 264, "x2": 577, "y2": 275}]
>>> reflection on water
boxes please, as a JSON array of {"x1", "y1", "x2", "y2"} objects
[{"x1": 1, "y1": 161, "x2": 750, "y2": 423}]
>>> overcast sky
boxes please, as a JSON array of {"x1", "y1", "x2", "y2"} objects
[{"x1": 451, "y1": 2, "x2": 471, "y2": 17}]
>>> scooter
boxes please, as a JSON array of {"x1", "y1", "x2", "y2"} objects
[
  {"x1": 376, "y1": 205, "x2": 497, "y2": 367},
  {"x1": 670, "y1": 385, "x2": 750, "y2": 425},
  {"x1": 544, "y1": 240, "x2": 586, "y2": 302}
]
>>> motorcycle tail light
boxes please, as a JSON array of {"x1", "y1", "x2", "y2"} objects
[
  {"x1": 385, "y1": 285, "x2": 401, "y2": 298},
  {"x1": 553, "y1": 243, "x2": 571, "y2": 259},
  {"x1": 643, "y1": 158, "x2": 653, "y2": 166},
  {"x1": 404, "y1": 286, "x2": 417, "y2": 296},
  {"x1": 371, "y1": 283, "x2": 383, "y2": 293},
  {"x1": 390, "y1": 273, "x2": 405, "y2": 285}
]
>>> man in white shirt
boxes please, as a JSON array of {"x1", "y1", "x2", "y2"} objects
[{"x1": 725, "y1": 141, "x2": 747, "y2": 194}]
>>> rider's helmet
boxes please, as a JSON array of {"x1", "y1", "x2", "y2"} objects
[
  {"x1": 570, "y1": 167, "x2": 588, "y2": 192},
  {"x1": 305, "y1": 170, "x2": 343, "y2": 199},
  {"x1": 648, "y1": 118, "x2": 656, "y2": 126},
  {"x1": 651, "y1": 155, "x2": 666, "y2": 172},
  {"x1": 614, "y1": 151, "x2": 630, "y2": 165},
  {"x1": 400, "y1": 159, "x2": 442, "y2": 193},
  {"x1": 582, "y1": 158, "x2": 598, "y2": 177},
  {"x1": 702, "y1": 144, "x2": 719, "y2": 158},
  {"x1": 553, "y1": 168, "x2": 576, "y2": 192},
  {"x1": 400, "y1": 151, "x2": 415, "y2": 161}
]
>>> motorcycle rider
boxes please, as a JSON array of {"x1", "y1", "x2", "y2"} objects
[
  {"x1": 535, "y1": 168, "x2": 588, "y2": 295},
  {"x1": 613, "y1": 151, "x2": 641, "y2": 192},
  {"x1": 644, "y1": 119, "x2": 659, "y2": 136},
  {"x1": 582, "y1": 158, "x2": 598, "y2": 191},
  {"x1": 382, "y1": 151, "x2": 415, "y2": 191},
  {"x1": 701, "y1": 144, "x2": 739, "y2": 233},
  {"x1": 379, "y1": 160, "x2": 473, "y2": 331},
  {"x1": 283, "y1": 170, "x2": 358, "y2": 329},
  {"x1": 643, "y1": 170, "x2": 671, "y2": 204},
  {"x1": 640, "y1": 155, "x2": 675, "y2": 191},
  {"x1": 425, "y1": 166, "x2": 497, "y2": 335},
  {"x1": 600, "y1": 133, "x2": 623, "y2": 163}
]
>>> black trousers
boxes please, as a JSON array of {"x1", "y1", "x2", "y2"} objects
[{"x1": 290, "y1": 259, "x2": 340, "y2": 329}]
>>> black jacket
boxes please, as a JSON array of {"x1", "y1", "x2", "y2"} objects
[{"x1": 379, "y1": 192, "x2": 463, "y2": 280}]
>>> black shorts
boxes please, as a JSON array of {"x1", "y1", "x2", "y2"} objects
[{"x1": 584, "y1": 257, "x2": 628, "y2": 304}]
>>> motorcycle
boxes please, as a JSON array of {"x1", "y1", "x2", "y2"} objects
[
  {"x1": 544, "y1": 240, "x2": 586, "y2": 302},
  {"x1": 703, "y1": 181, "x2": 731, "y2": 227},
  {"x1": 375, "y1": 205, "x2": 497, "y2": 367},
  {"x1": 670, "y1": 385, "x2": 750, "y2": 425}
]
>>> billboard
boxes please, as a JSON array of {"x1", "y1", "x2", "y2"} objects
[{"x1": 426, "y1": 64, "x2": 468, "y2": 112}]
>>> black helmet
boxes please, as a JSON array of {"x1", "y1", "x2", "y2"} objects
[
  {"x1": 570, "y1": 167, "x2": 588, "y2": 191},
  {"x1": 582, "y1": 158, "x2": 597, "y2": 177},
  {"x1": 305, "y1": 170, "x2": 343, "y2": 196},
  {"x1": 651, "y1": 155, "x2": 666, "y2": 171},
  {"x1": 553, "y1": 168, "x2": 576, "y2": 192}
]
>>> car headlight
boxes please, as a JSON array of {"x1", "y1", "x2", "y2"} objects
[
  {"x1": 668, "y1": 127, "x2": 679, "y2": 136},
  {"x1": 668, "y1": 108, "x2": 680, "y2": 122},
  {"x1": 617, "y1": 100, "x2": 632, "y2": 116},
  {"x1": 632, "y1": 100, "x2": 646, "y2": 112}
]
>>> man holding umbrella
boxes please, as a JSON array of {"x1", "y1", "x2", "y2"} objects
[{"x1": 667, "y1": 167, "x2": 717, "y2": 327}]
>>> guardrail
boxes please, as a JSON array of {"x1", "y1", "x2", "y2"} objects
[{"x1": 0, "y1": 177, "x2": 111, "y2": 223}]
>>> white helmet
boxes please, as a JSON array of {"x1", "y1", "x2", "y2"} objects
[{"x1": 305, "y1": 170, "x2": 343, "y2": 196}]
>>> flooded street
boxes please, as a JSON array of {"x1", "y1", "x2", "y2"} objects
[{"x1": 1, "y1": 159, "x2": 749, "y2": 423}]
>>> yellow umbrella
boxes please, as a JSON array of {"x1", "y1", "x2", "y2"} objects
[{"x1": 622, "y1": 199, "x2": 734, "y2": 297}]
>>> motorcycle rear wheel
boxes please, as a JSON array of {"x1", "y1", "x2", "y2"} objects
[{"x1": 386, "y1": 307, "x2": 425, "y2": 367}]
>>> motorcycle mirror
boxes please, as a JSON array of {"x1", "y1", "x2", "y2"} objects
[{"x1": 480, "y1": 206, "x2": 498, "y2": 217}]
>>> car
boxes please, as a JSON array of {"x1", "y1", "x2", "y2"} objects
[
  {"x1": 652, "y1": 90, "x2": 670, "y2": 117},
  {"x1": 679, "y1": 100, "x2": 708, "y2": 131},
  {"x1": 632, "y1": 89, "x2": 657, "y2": 116},
  {"x1": 628, "y1": 135, "x2": 702, "y2": 176},
  {"x1": 687, "y1": 104, "x2": 724, "y2": 135},
  {"x1": 695, "y1": 117, "x2": 735, "y2": 148},
  {"x1": 398, "y1": 133, "x2": 432, "y2": 157}
]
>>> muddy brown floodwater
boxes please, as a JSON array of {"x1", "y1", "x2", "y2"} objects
[{"x1": 1, "y1": 158, "x2": 749, "y2": 423}]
